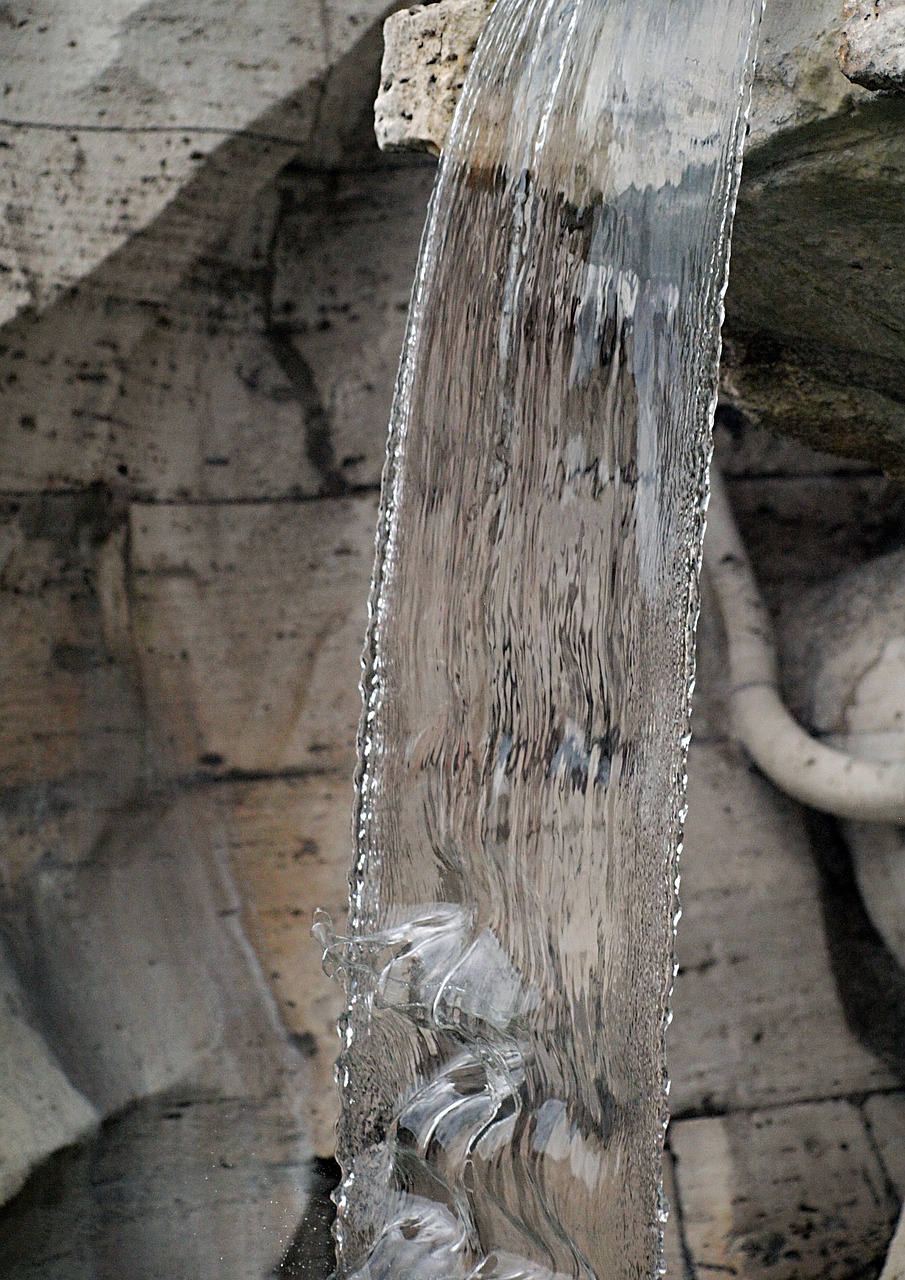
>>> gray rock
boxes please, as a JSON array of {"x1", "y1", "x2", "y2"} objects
[
  {"x1": 372, "y1": 0, "x2": 905, "y2": 479},
  {"x1": 839, "y1": 0, "x2": 905, "y2": 92},
  {"x1": 0, "y1": 941, "x2": 97, "y2": 1206},
  {"x1": 0, "y1": 0, "x2": 400, "y2": 325}
]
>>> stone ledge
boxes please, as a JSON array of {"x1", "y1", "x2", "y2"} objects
[{"x1": 839, "y1": 0, "x2": 905, "y2": 91}]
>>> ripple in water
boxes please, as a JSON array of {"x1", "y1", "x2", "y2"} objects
[{"x1": 318, "y1": 0, "x2": 762, "y2": 1275}]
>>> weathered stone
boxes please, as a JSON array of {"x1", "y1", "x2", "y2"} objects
[
  {"x1": 670, "y1": 741, "x2": 896, "y2": 1117},
  {"x1": 6, "y1": 789, "x2": 305, "y2": 1115},
  {"x1": 775, "y1": 551, "x2": 905, "y2": 981},
  {"x1": 0, "y1": 0, "x2": 401, "y2": 325},
  {"x1": 0, "y1": 942, "x2": 97, "y2": 1206},
  {"x1": 371, "y1": 0, "x2": 905, "y2": 479},
  {"x1": 373, "y1": 0, "x2": 872, "y2": 154},
  {"x1": 671, "y1": 1101, "x2": 897, "y2": 1279},
  {"x1": 0, "y1": 1094, "x2": 312, "y2": 1280},
  {"x1": 778, "y1": 549, "x2": 905, "y2": 738},
  {"x1": 375, "y1": 0, "x2": 496, "y2": 153},
  {"x1": 129, "y1": 495, "x2": 377, "y2": 777},
  {"x1": 722, "y1": 99, "x2": 905, "y2": 481},
  {"x1": 224, "y1": 773, "x2": 355, "y2": 1156},
  {"x1": 0, "y1": 493, "x2": 144, "y2": 814},
  {"x1": 0, "y1": 161, "x2": 432, "y2": 500},
  {"x1": 865, "y1": 1093, "x2": 905, "y2": 1197},
  {"x1": 839, "y1": 0, "x2": 905, "y2": 92}
]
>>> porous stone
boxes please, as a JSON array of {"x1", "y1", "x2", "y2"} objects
[
  {"x1": 373, "y1": 0, "x2": 873, "y2": 154},
  {"x1": 839, "y1": 0, "x2": 905, "y2": 92},
  {"x1": 671, "y1": 1101, "x2": 897, "y2": 1279},
  {"x1": 375, "y1": 0, "x2": 496, "y2": 153}
]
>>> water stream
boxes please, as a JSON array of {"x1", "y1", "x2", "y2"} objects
[{"x1": 317, "y1": 2, "x2": 762, "y2": 1275}]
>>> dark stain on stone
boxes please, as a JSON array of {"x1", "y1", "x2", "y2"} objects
[
  {"x1": 714, "y1": 400, "x2": 750, "y2": 440},
  {"x1": 51, "y1": 641, "x2": 106, "y2": 674},
  {"x1": 276, "y1": 1156, "x2": 341, "y2": 1279},
  {"x1": 16, "y1": 482, "x2": 127, "y2": 553},
  {"x1": 290, "y1": 1031, "x2": 318, "y2": 1058},
  {"x1": 266, "y1": 329, "x2": 349, "y2": 498}
]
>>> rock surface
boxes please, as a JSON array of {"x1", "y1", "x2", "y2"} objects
[
  {"x1": 374, "y1": 0, "x2": 496, "y2": 153},
  {"x1": 779, "y1": 549, "x2": 905, "y2": 979},
  {"x1": 0, "y1": 147, "x2": 434, "y2": 1246},
  {"x1": 0, "y1": 0, "x2": 425, "y2": 1257},
  {"x1": 0, "y1": 943, "x2": 98, "y2": 1207},
  {"x1": 839, "y1": 0, "x2": 905, "y2": 91},
  {"x1": 3, "y1": 1, "x2": 905, "y2": 1275},
  {"x1": 373, "y1": 0, "x2": 905, "y2": 480},
  {"x1": 0, "y1": 0, "x2": 401, "y2": 325}
]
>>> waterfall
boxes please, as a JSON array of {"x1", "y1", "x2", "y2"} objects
[{"x1": 317, "y1": 1, "x2": 762, "y2": 1274}]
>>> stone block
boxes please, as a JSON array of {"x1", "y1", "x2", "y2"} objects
[
  {"x1": 0, "y1": 494, "x2": 144, "y2": 849},
  {"x1": 839, "y1": 0, "x2": 905, "y2": 91},
  {"x1": 0, "y1": 163, "x2": 432, "y2": 500},
  {"x1": 224, "y1": 772, "x2": 356, "y2": 1156},
  {"x1": 670, "y1": 742, "x2": 896, "y2": 1116},
  {"x1": 374, "y1": 0, "x2": 496, "y2": 153},
  {"x1": 129, "y1": 495, "x2": 377, "y2": 777},
  {"x1": 0, "y1": 0, "x2": 403, "y2": 323},
  {"x1": 671, "y1": 1100, "x2": 897, "y2": 1278},
  {"x1": 0, "y1": 943, "x2": 97, "y2": 1206}
]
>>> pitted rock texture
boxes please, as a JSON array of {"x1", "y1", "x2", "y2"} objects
[
  {"x1": 374, "y1": 0, "x2": 495, "y2": 153},
  {"x1": 0, "y1": 0, "x2": 400, "y2": 324},
  {"x1": 839, "y1": 0, "x2": 905, "y2": 92}
]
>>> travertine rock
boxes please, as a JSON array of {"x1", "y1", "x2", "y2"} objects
[
  {"x1": 0, "y1": 0, "x2": 415, "y2": 1243},
  {"x1": 3, "y1": 1, "x2": 905, "y2": 1268},
  {"x1": 839, "y1": 0, "x2": 905, "y2": 91},
  {"x1": 0, "y1": 943, "x2": 98, "y2": 1205},
  {"x1": 375, "y1": 0, "x2": 496, "y2": 153},
  {"x1": 0, "y1": 0, "x2": 401, "y2": 325},
  {"x1": 373, "y1": 0, "x2": 874, "y2": 154},
  {"x1": 372, "y1": 0, "x2": 905, "y2": 480}
]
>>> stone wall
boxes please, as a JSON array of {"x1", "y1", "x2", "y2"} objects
[
  {"x1": 2, "y1": 2, "x2": 905, "y2": 1275},
  {"x1": 0, "y1": 4, "x2": 431, "y2": 1273}
]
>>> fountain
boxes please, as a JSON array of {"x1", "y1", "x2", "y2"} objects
[{"x1": 320, "y1": 2, "x2": 763, "y2": 1275}]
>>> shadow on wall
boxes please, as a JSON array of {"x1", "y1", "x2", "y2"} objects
[{"x1": 0, "y1": 7, "x2": 437, "y2": 1276}]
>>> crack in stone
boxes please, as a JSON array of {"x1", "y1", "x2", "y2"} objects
[{"x1": 263, "y1": 183, "x2": 350, "y2": 499}]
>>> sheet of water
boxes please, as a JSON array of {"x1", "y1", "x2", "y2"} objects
[{"x1": 318, "y1": 2, "x2": 761, "y2": 1275}]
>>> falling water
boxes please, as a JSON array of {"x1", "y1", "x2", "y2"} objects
[{"x1": 317, "y1": 1, "x2": 762, "y2": 1276}]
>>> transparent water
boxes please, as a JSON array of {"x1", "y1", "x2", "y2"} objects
[{"x1": 317, "y1": 2, "x2": 761, "y2": 1275}]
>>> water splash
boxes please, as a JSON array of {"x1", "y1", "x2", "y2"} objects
[{"x1": 320, "y1": 0, "x2": 762, "y2": 1275}]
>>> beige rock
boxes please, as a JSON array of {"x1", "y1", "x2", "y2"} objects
[
  {"x1": 0, "y1": 162, "x2": 432, "y2": 500},
  {"x1": 373, "y1": 0, "x2": 872, "y2": 154},
  {"x1": 225, "y1": 773, "x2": 355, "y2": 1156},
  {"x1": 129, "y1": 495, "x2": 377, "y2": 777},
  {"x1": 839, "y1": 0, "x2": 905, "y2": 91},
  {"x1": 670, "y1": 741, "x2": 896, "y2": 1116},
  {"x1": 671, "y1": 1101, "x2": 897, "y2": 1279},
  {"x1": 0, "y1": 0, "x2": 400, "y2": 324},
  {"x1": 371, "y1": 0, "x2": 905, "y2": 479},
  {"x1": 375, "y1": 0, "x2": 496, "y2": 153}
]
